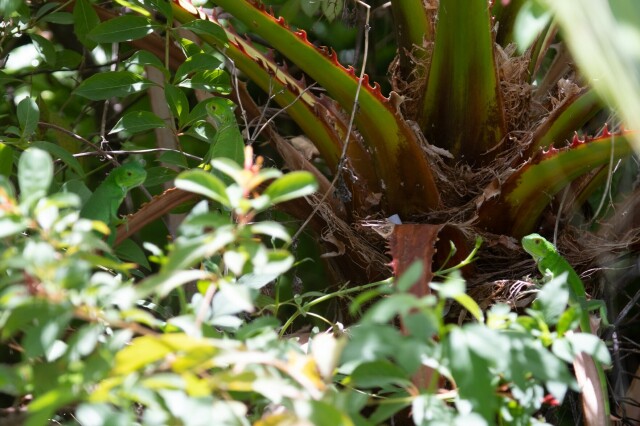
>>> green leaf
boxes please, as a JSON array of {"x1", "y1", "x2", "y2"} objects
[
  {"x1": 26, "y1": 387, "x2": 78, "y2": 426},
  {"x1": 295, "y1": 400, "x2": 352, "y2": 426},
  {"x1": 0, "y1": 143, "x2": 13, "y2": 177},
  {"x1": 75, "y1": 71, "x2": 155, "y2": 100},
  {"x1": 75, "y1": 404, "x2": 134, "y2": 426},
  {"x1": 350, "y1": 360, "x2": 410, "y2": 388},
  {"x1": 301, "y1": 0, "x2": 321, "y2": 16},
  {"x1": 137, "y1": 270, "x2": 212, "y2": 298},
  {"x1": 321, "y1": 0, "x2": 343, "y2": 22},
  {"x1": 0, "y1": 0, "x2": 23, "y2": 16},
  {"x1": 174, "y1": 53, "x2": 223, "y2": 83},
  {"x1": 532, "y1": 272, "x2": 569, "y2": 325},
  {"x1": 23, "y1": 313, "x2": 72, "y2": 358},
  {"x1": 514, "y1": 0, "x2": 553, "y2": 52},
  {"x1": 421, "y1": 0, "x2": 506, "y2": 162},
  {"x1": 35, "y1": 2, "x2": 61, "y2": 20},
  {"x1": 178, "y1": 19, "x2": 228, "y2": 46},
  {"x1": 88, "y1": 15, "x2": 159, "y2": 43},
  {"x1": 29, "y1": 34, "x2": 56, "y2": 65},
  {"x1": 162, "y1": 228, "x2": 236, "y2": 272},
  {"x1": 17, "y1": 97, "x2": 39, "y2": 139},
  {"x1": 264, "y1": 171, "x2": 318, "y2": 204},
  {"x1": 0, "y1": 71, "x2": 21, "y2": 87},
  {"x1": 253, "y1": 250, "x2": 294, "y2": 276},
  {"x1": 432, "y1": 271, "x2": 484, "y2": 322},
  {"x1": 212, "y1": 281, "x2": 254, "y2": 316},
  {"x1": 41, "y1": 12, "x2": 74, "y2": 24},
  {"x1": 31, "y1": 141, "x2": 85, "y2": 178},
  {"x1": 110, "y1": 110, "x2": 167, "y2": 134},
  {"x1": 566, "y1": 333, "x2": 612, "y2": 365},
  {"x1": 73, "y1": 0, "x2": 100, "y2": 49},
  {"x1": 55, "y1": 49, "x2": 83, "y2": 69},
  {"x1": 412, "y1": 394, "x2": 454, "y2": 426},
  {"x1": 66, "y1": 324, "x2": 103, "y2": 362},
  {"x1": 18, "y1": 148, "x2": 53, "y2": 204},
  {"x1": 125, "y1": 50, "x2": 169, "y2": 77},
  {"x1": 164, "y1": 84, "x2": 190, "y2": 126},
  {"x1": 112, "y1": 335, "x2": 174, "y2": 375},
  {"x1": 363, "y1": 294, "x2": 420, "y2": 324},
  {"x1": 250, "y1": 221, "x2": 291, "y2": 243},
  {"x1": 396, "y1": 260, "x2": 423, "y2": 292},
  {"x1": 140, "y1": 166, "x2": 178, "y2": 187},
  {"x1": 175, "y1": 169, "x2": 230, "y2": 206},
  {"x1": 237, "y1": 272, "x2": 280, "y2": 290},
  {"x1": 115, "y1": 238, "x2": 151, "y2": 270},
  {"x1": 445, "y1": 327, "x2": 496, "y2": 422},
  {"x1": 179, "y1": 69, "x2": 231, "y2": 93}
]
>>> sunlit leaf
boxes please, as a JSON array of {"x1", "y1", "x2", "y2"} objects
[{"x1": 178, "y1": 19, "x2": 229, "y2": 46}]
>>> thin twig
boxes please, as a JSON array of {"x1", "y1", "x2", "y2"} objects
[
  {"x1": 38, "y1": 122, "x2": 119, "y2": 166},
  {"x1": 72, "y1": 148, "x2": 202, "y2": 161},
  {"x1": 250, "y1": 82, "x2": 317, "y2": 143}
]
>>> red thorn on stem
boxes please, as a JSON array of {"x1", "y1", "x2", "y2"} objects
[{"x1": 571, "y1": 132, "x2": 582, "y2": 147}]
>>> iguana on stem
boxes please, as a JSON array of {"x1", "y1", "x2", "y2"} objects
[
  {"x1": 202, "y1": 98, "x2": 245, "y2": 167},
  {"x1": 522, "y1": 233, "x2": 610, "y2": 425},
  {"x1": 80, "y1": 162, "x2": 147, "y2": 227}
]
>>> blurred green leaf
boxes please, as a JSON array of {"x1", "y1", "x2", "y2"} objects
[
  {"x1": 18, "y1": 148, "x2": 53, "y2": 205},
  {"x1": 514, "y1": 1, "x2": 552, "y2": 53},
  {"x1": 566, "y1": 333, "x2": 612, "y2": 365},
  {"x1": 250, "y1": 221, "x2": 291, "y2": 243},
  {"x1": 0, "y1": 0, "x2": 23, "y2": 16},
  {"x1": 321, "y1": 0, "x2": 343, "y2": 22},
  {"x1": 88, "y1": 15, "x2": 159, "y2": 43},
  {"x1": 301, "y1": 0, "x2": 321, "y2": 16},
  {"x1": 17, "y1": 97, "x2": 39, "y2": 139},
  {"x1": 350, "y1": 360, "x2": 410, "y2": 388},
  {"x1": 396, "y1": 260, "x2": 423, "y2": 292},
  {"x1": 264, "y1": 171, "x2": 318, "y2": 204},
  {"x1": 0, "y1": 143, "x2": 13, "y2": 177},
  {"x1": 533, "y1": 272, "x2": 569, "y2": 325}
]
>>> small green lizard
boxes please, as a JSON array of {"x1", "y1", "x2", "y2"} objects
[
  {"x1": 80, "y1": 162, "x2": 147, "y2": 226},
  {"x1": 202, "y1": 98, "x2": 245, "y2": 167},
  {"x1": 522, "y1": 233, "x2": 592, "y2": 332},
  {"x1": 522, "y1": 233, "x2": 610, "y2": 424}
]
